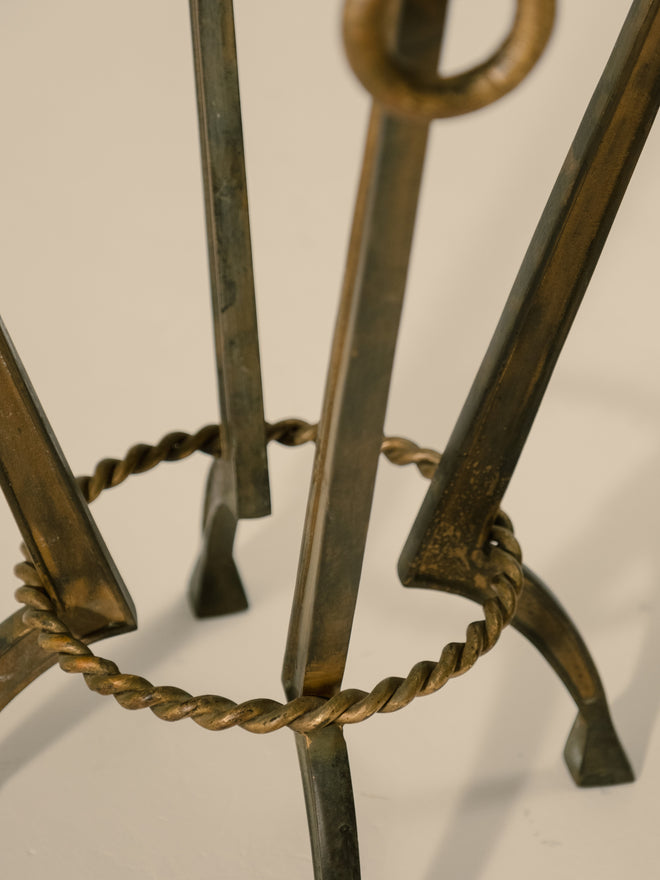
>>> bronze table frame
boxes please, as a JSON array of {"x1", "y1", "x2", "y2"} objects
[{"x1": 2, "y1": 0, "x2": 657, "y2": 876}]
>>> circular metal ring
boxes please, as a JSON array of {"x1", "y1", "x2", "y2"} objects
[
  {"x1": 14, "y1": 422, "x2": 523, "y2": 735},
  {"x1": 343, "y1": 0, "x2": 556, "y2": 119}
]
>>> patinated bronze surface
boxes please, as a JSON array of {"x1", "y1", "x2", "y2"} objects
[
  {"x1": 0, "y1": 318, "x2": 136, "y2": 710},
  {"x1": 282, "y1": 3, "x2": 449, "y2": 872},
  {"x1": 187, "y1": 0, "x2": 271, "y2": 617},
  {"x1": 2, "y1": 0, "x2": 657, "y2": 877},
  {"x1": 400, "y1": 0, "x2": 659, "y2": 787},
  {"x1": 14, "y1": 422, "x2": 524, "y2": 732}
]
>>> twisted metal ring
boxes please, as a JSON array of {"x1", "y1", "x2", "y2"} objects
[
  {"x1": 14, "y1": 419, "x2": 524, "y2": 734},
  {"x1": 343, "y1": 0, "x2": 556, "y2": 119}
]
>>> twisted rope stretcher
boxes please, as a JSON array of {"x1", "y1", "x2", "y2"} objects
[{"x1": 13, "y1": 418, "x2": 524, "y2": 735}]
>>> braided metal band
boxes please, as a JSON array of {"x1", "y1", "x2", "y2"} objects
[{"x1": 14, "y1": 419, "x2": 524, "y2": 734}]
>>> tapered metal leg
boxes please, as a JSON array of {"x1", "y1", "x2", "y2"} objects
[
  {"x1": 188, "y1": 458, "x2": 247, "y2": 616},
  {"x1": 296, "y1": 727, "x2": 361, "y2": 880},
  {"x1": 400, "y1": 0, "x2": 660, "y2": 597},
  {"x1": 187, "y1": 0, "x2": 270, "y2": 617},
  {"x1": 399, "y1": 0, "x2": 660, "y2": 784},
  {"x1": 403, "y1": 563, "x2": 633, "y2": 785},
  {"x1": 282, "y1": 4, "x2": 449, "y2": 875},
  {"x1": 0, "y1": 613, "x2": 58, "y2": 712},
  {"x1": 516, "y1": 568, "x2": 633, "y2": 786},
  {"x1": 0, "y1": 607, "x2": 141, "y2": 713},
  {"x1": 0, "y1": 317, "x2": 137, "y2": 711}
]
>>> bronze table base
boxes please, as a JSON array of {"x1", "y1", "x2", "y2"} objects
[{"x1": 2, "y1": 0, "x2": 654, "y2": 877}]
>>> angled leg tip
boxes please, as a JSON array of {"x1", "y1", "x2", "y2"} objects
[
  {"x1": 188, "y1": 557, "x2": 248, "y2": 618},
  {"x1": 563, "y1": 707, "x2": 634, "y2": 787},
  {"x1": 187, "y1": 503, "x2": 249, "y2": 618}
]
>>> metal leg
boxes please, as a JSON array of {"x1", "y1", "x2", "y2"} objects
[
  {"x1": 0, "y1": 612, "x2": 63, "y2": 712},
  {"x1": 187, "y1": 0, "x2": 270, "y2": 617},
  {"x1": 295, "y1": 727, "x2": 361, "y2": 880},
  {"x1": 282, "y1": 4, "x2": 449, "y2": 875},
  {"x1": 0, "y1": 608, "x2": 141, "y2": 714},
  {"x1": 399, "y1": 0, "x2": 660, "y2": 783},
  {"x1": 0, "y1": 317, "x2": 137, "y2": 711},
  {"x1": 400, "y1": 0, "x2": 660, "y2": 594},
  {"x1": 188, "y1": 458, "x2": 247, "y2": 616},
  {"x1": 516, "y1": 568, "x2": 633, "y2": 786},
  {"x1": 404, "y1": 562, "x2": 633, "y2": 786}
]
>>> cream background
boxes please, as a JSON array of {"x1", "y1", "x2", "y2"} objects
[{"x1": 1, "y1": 1, "x2": 659, "y2": 877}]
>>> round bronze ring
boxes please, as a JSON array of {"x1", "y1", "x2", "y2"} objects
[{"x1": 343, "y1": 0, "x2": 556, "y2": 119}]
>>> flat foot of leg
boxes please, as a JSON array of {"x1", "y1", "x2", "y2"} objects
[
  {"x1": 188, "y1": 503, "x2": 248, "y2": 618},
  {"x1": 401, "y1": 561, "x2": 634, "y2": 786},
  {"x1": 515, "y1": 567, "x2": 634, "y2": 786},
  {"x1": 564, "y1": 705, "x2": 634, "y2": 787}
]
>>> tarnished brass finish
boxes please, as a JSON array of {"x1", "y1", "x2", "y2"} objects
[
  {"x1": 1, "y1": 0, "x2": 654, "y2": 876},
  {"x1": 399, "y1": 0, "x2": 660, "y2": 786},
  {"x1": 14, "y1": 422, "x2": 523, "y2": 733},
  {"x1": 295, "y1": 727, "x2": 360, "y2": 880},
  {"x1": 343, "y1": 0, "x2": 555, "y2": 119},
  {"x1": 188, "y1": 0, "x2": 270, "y2": 617},
  {"x1": 516, "y1": 569, "x2": 634, "y2": 786},
  {"x1": 401, "y1": 0, "x2": 660, "y2": 591},
  {"x1": 0, "y1": 317, "x2": 136, "y2": 711},
  {"x1": 283, "y1": 3, "x2": 449, "y2": 873}
]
